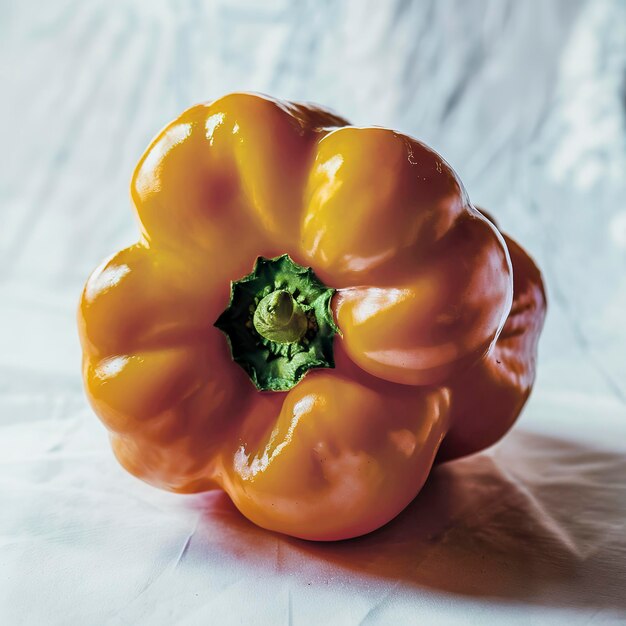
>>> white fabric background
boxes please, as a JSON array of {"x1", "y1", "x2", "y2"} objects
[{"x1": 1, "y1": 0, "x2": 625, "y2": 624}]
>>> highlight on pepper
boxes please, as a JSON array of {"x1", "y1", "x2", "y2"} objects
[{"x1": 78, "y1": 92, "x2": 546, "y2": 541}]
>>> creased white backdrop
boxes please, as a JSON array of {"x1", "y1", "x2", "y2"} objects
[{"x1": 1, "y1": 0, "x2": 625, "y2": 624}]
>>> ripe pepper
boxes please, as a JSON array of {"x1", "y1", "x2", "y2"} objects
[{"x1": 78, "y1": 93, "x2": 546, "y2": 541}]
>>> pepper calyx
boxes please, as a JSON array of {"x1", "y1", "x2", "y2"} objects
[{"x1": 214, "y1": 254, "x2": 339, "y2": 392}]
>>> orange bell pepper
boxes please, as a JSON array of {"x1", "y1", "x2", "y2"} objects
[{"x1": 78, "y1": 93, "x2": 546, "y2": 541}]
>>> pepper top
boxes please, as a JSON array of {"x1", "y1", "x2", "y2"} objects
[{"x1": 214, "y1": 254, "x2": 339, "y2": 391}]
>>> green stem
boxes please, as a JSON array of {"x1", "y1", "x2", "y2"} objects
[
  {"x1": 253, "y1": 290, "x2": 308, "y2": 344},
  {"x1": 214, "y1": 254, "x2": 338, "y2": 391}
]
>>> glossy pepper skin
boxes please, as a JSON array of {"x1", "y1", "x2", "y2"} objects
[{"x1": 78, "y1": 93, "x2": 546, "y2": 541}]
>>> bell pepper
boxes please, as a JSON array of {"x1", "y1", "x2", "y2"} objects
[{"x1": 78, "y1": 93, "x2": 546, "y2": 541}]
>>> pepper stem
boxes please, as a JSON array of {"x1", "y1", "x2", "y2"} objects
[
  {"x1": 253, "y1": 290, "x2": 308, "y2": 344},
  {"x1": 214, "y1": 254, "x2": 338, "y2": 391}
]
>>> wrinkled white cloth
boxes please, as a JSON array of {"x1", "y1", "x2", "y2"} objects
[{"x1": 1, "y1": 0, "x2": 625, "y2": 624}]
